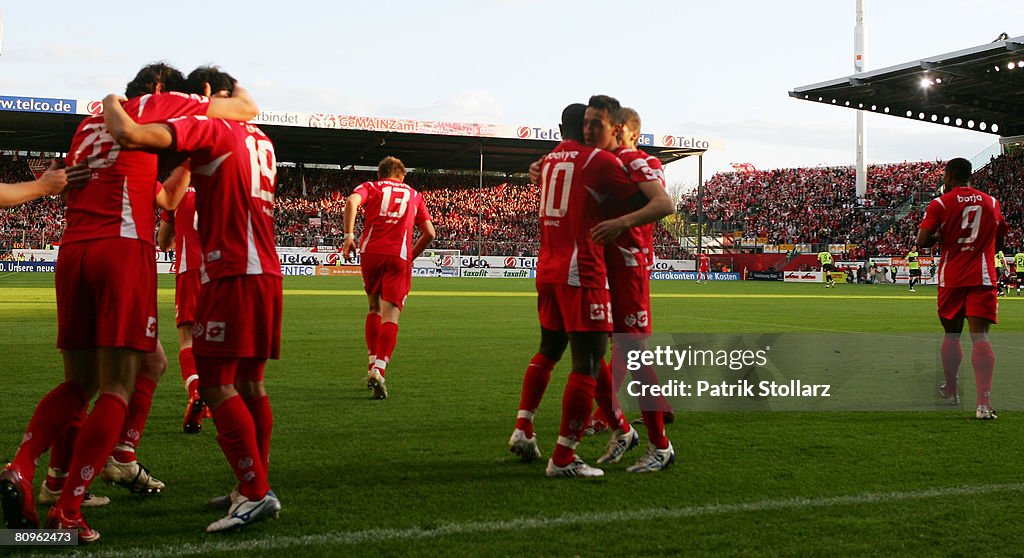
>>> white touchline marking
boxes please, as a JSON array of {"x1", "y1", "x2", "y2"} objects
[{"x1": 69, "y1": 482, "x2": 1024, "y2": 558}]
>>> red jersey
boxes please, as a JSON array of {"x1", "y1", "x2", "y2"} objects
[
  {"x1": 354, "y1": 179, "x2": 431, "y2": 260},
  {"x1": 167, "y1": 116, "x2": 280, "y2": 282},
  {"x1": 536, "y1": 140, "x2": 641, "y2": 288},
  {"x1": 160, "y1": 188, "x2": 203, "y2": 273},
  {"x1": 698, "y1": 254, "x2": 710, "y2": 272},
  {"x1": 607, "y1": 147, "x2": 665, "y2": 270},
  {"x1": 919, "y1": 186, "x2": 1007, "y2": 288},
  {"x1": 63, "y1": 93, "x2": 209, "y2": 245}
]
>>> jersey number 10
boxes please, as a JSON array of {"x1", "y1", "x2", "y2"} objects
[{"x1": 540, "y1": 161, "x2": 573, "y2": 218}]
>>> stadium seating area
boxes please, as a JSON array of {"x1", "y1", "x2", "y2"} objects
[
  {"x1": 3, "y1": 151, "x2": 1020, "y2": 258},
  {"x1": 681, "y1": 161, "x2": 946, "y2": 255}
]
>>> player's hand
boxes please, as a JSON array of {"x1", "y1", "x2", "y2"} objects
[
  {"x1": 591, "y1": 218, "x2": 627, "y2": 244},
  {"x1": 36, "y1": 160, "x2": 68, "y2": 195},
  {"x1": 63, "y1": 163, "x2": 92, "y2": 190},
  {"x1": 102, "y1": 93, "x2": 128, "y2": 107},
  {"x1": 342, "y1": 238, "x2": 357, "y2": 261},
  {"x1": 528, "y1": 159, "x2": 542, "y2": 184}
]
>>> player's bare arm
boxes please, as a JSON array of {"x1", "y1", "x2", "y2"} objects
[
  {"x1": 917, "y1": 225, "x2": 939, "y2": 249},
  {"x1": 102, "y1": 94, "x2": 175, "y2": 150},
  {"x1": 528, "y1": 158, "x2": 543, "y2": 184},
  {"x1": 157, "y1": 219, "x2": 175, "y2": 252},
  {"x1": 0, "y1": 161, "x2": 90, "y2": 208},
  {"x1": 591, "y1": 180, "x2": 673, "y2": 244},
  {"x1": 155, "y1": 164, "x2": 192, "y2": 211},
  {"x1": 410, "y1": 220, "x2": 437, "y2": 261},
  {"x1": 205, "y1": 84, "x2": 259, "y2": 121},
  {"x1": 342, "y1": 192, "x2": 363, "y2": 260}
]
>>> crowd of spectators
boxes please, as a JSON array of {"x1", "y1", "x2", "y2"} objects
[
  {"x1": 5, "y1": 152, "x2": 1020, "y2": 260},
  {"x1": 681, "y1": 161, "x2": 945, "y2": 252},
  {"x1": 0, "y1": 155, "x2": 66, "y2": 249}
]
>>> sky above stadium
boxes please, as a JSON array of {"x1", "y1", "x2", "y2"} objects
[{"x1": 1, "y1": 1, "x2": 1021, "y2": 191}]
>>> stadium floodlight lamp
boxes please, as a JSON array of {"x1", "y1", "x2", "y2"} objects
[
  {"x1": 1010, "y1": 63, "x2": 1017, "y2": 70},
  {"x1": 992, "y1": 123, "x2": 999, "y2": 133},
  {"x1": 919, "y1": 78, "x2": 933, "y2": 88},
  {"x1": 935, "y1": 78, "x2": 942, "y2": 84}
]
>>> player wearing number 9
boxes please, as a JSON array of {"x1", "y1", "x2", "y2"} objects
[
  {"x1": 104, "y1": 66, "x2": 284, "y2": 533},
  {"x1": 342, "y1": 156, "x2": 436, "y2": 401},
  {"x1": 917, "y1": 157, "x2": 1007, "y2": 420}
]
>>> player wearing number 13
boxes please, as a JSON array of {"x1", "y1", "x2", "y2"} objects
[
  {"x1": 343, "y1": 157, "x2": 436, "y2": 400},
  {"x1": 103, "y1": 66, "x2": 283, "y2": 532},
  {"x1": 917, "y1": 157, "x2": 1007, "y2": 420}
]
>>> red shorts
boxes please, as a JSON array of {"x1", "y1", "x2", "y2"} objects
[
  {"x1": 361, "y1": 253, "x2": 411, "y2": 310},
  {"x1": 175, "y1": 269, "x2": 201, "y2": 328},
  {"x1": 536, "y1": 283, "x2": 613, "y2": 333},
  {"x1": 937, "y1": 286, "x2": 998, "y2": 323},
  {"x1": 196, "y1": 357, "x2": 266, "y2": 388},
  {"x1": 607, "y1": 264, "x2": 652, "y2": 334},
  {"x1": 56, "y1": 239, "x2": 157, "y2": 352},
  {"x1": 192, "y1": 275, "x2": 282, "y2": 359}
]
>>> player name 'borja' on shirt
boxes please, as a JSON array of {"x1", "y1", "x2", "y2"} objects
[
  {"x1": 64, "y1": 92, "x2": 210, "y2": 244},
  {"x1": 165, "y1": 115, "x2": 280, "y2": 282},
  {"x1": 353, "y1": 179, "x2": 430, "y2": 260},
  {"x1": 536, "y1": 139, "x2": 644, "y2": 288},
  {"x1": 920, "y1": 186, "x2": 1007, "y2": 287}
]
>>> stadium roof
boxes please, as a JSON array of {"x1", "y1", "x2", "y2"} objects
[
  {"x1": 790, "y1": 34, "x2": 1024, "y2": 138},
  {"x1": 0, "y1": 105, "x2": 719, "y2": 174}
]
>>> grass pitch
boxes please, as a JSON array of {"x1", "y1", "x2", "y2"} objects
[{"x1": 1, "y1": 274, "x2": 1023, "y2": 556}]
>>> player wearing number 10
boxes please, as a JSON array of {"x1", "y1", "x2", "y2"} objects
[
  {"x1": 103, "y1": 66, "x2": 283, "y2": 532},
  {"x1": 343, "y1": 157, "x2": 436, "y2": 400},
  {"x1": 917, "y1": 157, "x2": 1006, "y2": 420}
]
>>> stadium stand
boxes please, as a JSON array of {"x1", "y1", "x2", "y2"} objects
[{"x1": 3, "y1": 152, "x2": 1019, "y2": 259}]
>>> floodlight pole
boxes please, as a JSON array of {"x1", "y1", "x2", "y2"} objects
[
  {"x1": 696, "y1": 154, "x2": 703, "y2": 255},
  {"x1": 854, "y1": 0, "x2": 867, "y2": 198},
  {"x1": 478, "y1": 144, "x2": 484, "y2": 256}
]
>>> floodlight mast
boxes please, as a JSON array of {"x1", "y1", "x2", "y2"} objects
[{"x1": 854, "y1": 0, "x2": 867, "y2": 198}]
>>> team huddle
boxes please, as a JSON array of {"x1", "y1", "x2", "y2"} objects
[{"x1": 0, "y1": 66, "x2": 1010, "y2": 543}]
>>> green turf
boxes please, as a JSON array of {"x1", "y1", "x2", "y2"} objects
[{"x1": 1, "y1": 275, "x2": 1022, "y2": 556}]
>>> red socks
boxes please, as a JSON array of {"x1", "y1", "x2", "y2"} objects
[
  {"x1": 552, "y1": 372, "x2": 596, "y2": 467},
  {"x1": 515, "y1": 353, "x2": 556, "y2": 437},
  {"x1": 12, "y1": 381, "x2": 87, "y2": 481},
  {"x1": 244, "y1": 396, "x2": 273, "y2": 473},
  {"x1": 940, "y1": 335, "x2": 962, "y2": 396},
  {"x1": 365, "y1": 313, "x2": 381, "y2": 364},
  {"x1": 972, "y1": 340, "x2": 995, "y2": 407},
  {"x1": 373, "y1": 322, "x2": 399, "y2": 375},
  {"x1": 211, "y1": 395, "x2": 269, "y2": 501},
  {"x1": 111, "y1": 375, "x2": 156, "y2": 463},
  {"x1": 180, "y1": 347, "x2": 199, "y2": 399},
  {"x1": 56, "y1": 394, "x2": 128, "y2": 515},
  {"x1": 45, "y1": 406, "x2": 87, "y2": 491},
  {"x1": 594, "y1": 360, "x2": 629, "y2": 433}
]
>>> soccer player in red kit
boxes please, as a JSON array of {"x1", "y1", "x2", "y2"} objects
[
  {"x1": 601, "y1": 105, "x2": 675, "y2": 472},
  {"x1": 918, "y1": 157, "x2": 1007, "y2": 420},
  {"x1": 103, "y1": 66, "x2": 283, "y2": 532},
  {"x1": 1, "y1": 63, "x2": 254, "y2": 539},
  {"x1": 158, "y1": 187, "x2": 211, "y2": 433},
  {"x1": 342, "y1": 156, "x2": 436, "y2": 400},
  {"x1": 697, "y1": 251, "x2": 711, "y2": 283},
  {"x1": 509, "y1": 102, "x2": 673, "y2": 477}
]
